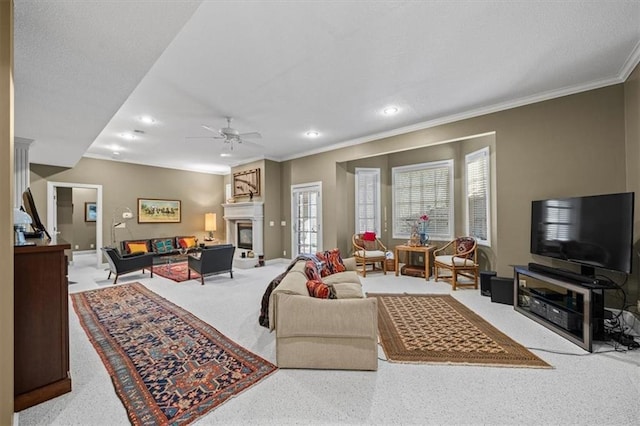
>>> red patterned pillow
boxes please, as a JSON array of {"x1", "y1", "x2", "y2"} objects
[
  {"x1": 325, "y1": 248, "x2": 346, "y2": 273},
  {"x1": 316, "y1": 249, "x2": 346, "y2": 275},
  {"x1": 306, "y1": 279, "x2": 336, "y2": 299},
  {"x1": 304, "y1": 260, "x2": 322, "y2": 281},
  {"x1": 456, "y1": 237, "x2": 475, "y2": 255},
  {"x1": 314, "y1": 252, "x2": 333, "y2": 277}
]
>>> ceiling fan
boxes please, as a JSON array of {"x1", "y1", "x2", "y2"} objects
[{"x1": 192, "y1": 117, "x2": 262, "y2": 152}]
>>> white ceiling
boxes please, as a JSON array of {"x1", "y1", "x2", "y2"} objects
[{"x1": 14, "y1": 1, "x2": 640, "y2": 175}]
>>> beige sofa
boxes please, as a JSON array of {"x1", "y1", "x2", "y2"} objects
[{"x1": 268, "y1": 257, "x2": 378, "y2": 370}]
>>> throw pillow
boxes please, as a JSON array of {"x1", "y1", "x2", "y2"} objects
[
  {"x1": 126, "y1": 242, "x2": 148, "y2": 254},
  {"x1": 362, "y1": 231, "x2": 376, "y2": 241},
  {"x1": 314, "y1": 252, "x2": 332, "y2": 276},
  {"x1": 306, "y1": 279, "x2": 336, "y2": 299},
  {"x1": 325, "y1": 248, "x2": 346, "y2": 273},
  {"x1": 178, "y1": 236, "x2": 197, "y2": 249},
  {"x1": 304, "y1": 260, "x2": 322, "y2": 281},
  {"x1": 153, "y1": 239, "x2": 167, "y2": 253},
  {"x1": 315, "y1": 249, "x2": 346, "y2": 275}
]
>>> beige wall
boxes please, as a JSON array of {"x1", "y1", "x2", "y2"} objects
[
  {"x1": 0, "y1": 1, "x2": 13, "y2": 422},
  {"x1": 30, "y1": 158, "x2": 226, "y2": 248},
  {"x1": 625, "y1": 63, "x2": 640, "y2": 305},
  {"x1": 282, "y1": 85, "x2": 629, "y2": 283}
]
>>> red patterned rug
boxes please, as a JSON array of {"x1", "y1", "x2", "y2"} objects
[
  {"x1": 368, "y1": 293, "x2": 551, "y2": 368},
  {"x1": 71, "y1": 283, "x2": 277, "y2": 425},
  {"x1": 154, "y1": 261, "x2": 200, "y2": 282}
]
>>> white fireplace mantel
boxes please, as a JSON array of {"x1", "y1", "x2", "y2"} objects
[{"x1": 222, "y1": 202, "x2": 264, "y2": 257}]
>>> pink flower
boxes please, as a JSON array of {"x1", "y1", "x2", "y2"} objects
[{"x1": 419, "y1": 214, "x2": 429, "y2": 222}]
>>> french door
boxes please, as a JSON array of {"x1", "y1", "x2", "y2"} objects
[{"x1": 291, "y1": 182, "x2": 322, "y2": 257}]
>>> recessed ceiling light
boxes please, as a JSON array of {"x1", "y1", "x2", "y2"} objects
[
  {"x1": 220, "y1": 152, "x2": 232, "y2": 157},
  {"x1": 120, "y1": 132, "x2": 136, "y2": 141},
  {"x1": 305, "y1": 130, "x2": 320, "y2": 138},
  {"x1": 383, "y1": 106, "x2": 399, "y2": 115},
  {"x1": 139, "y1": 115, "x2": 156, "y2": 124}
]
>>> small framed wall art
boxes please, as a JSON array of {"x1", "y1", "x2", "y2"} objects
[
  {"x1": 138, "y1": 198, "x2": 181, "y2": 223},
  {"x1": 85, "y1": 202, "x2": 97, "y2": 222}
]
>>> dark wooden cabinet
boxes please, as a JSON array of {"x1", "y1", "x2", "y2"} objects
[{"x1": 14, "y1": 242, "x2": 71, "y2": 411}]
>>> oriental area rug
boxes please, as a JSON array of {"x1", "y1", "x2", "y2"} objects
[
  {"x1": 71, "y1": 283, "x2": 277, "y2": 425},
  {"x1": 153, "y1": 261, "x2": 200, "y2": 282},
  {"x1": 368, "y1": 293, "x2": 551, "y2": 368}
]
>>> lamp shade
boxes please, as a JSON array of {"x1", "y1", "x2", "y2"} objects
[{"x1": 205, "y1": 213, "x2": 217, "y2": 232}]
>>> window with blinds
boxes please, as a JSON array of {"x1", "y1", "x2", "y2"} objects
[
  {"x1": 465, "y1": 147, "x2": 491, "y2": 245},
  {"x1": 355, "y1": 168, "x2": 381, "y2": 234},
  {"x1": 392, "y1": 160, "x2": 454, "y2": 240}
]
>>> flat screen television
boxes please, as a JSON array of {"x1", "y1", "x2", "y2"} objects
[
  {"x1": 22, "y1": 187, "x2": 51, "y2": 240},
  {"x1": 530, "y1": 192, "x2": 634, "y2": 275}
]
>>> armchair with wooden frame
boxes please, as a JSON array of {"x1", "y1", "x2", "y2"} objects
[
  {"x1": 352, "y1": 232, "x2": 388, "y2": 277},
  {"x1": 433, "y1": 236, "x2": 479, "y2": 290}
]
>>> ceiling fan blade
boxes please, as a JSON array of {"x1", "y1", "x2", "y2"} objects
[
  {"x1": 201, "y1": 124, "x2": 222, "y2": 134},
  {"x1": 185, "y1": 135, "x2": 225, "y2": 140},
  {"x1": 237, "y1": 138, "x2": 262, "y2": 149},
  {"x1": 238, "y1": 131, "x2": 262, "y2": 139}
]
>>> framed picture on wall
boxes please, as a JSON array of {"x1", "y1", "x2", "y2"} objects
[
  {"x1": 85, "y1": 202, "x2": 97, "y2": 222},
  {"x1": 233, "y1": 168, "x2": 260, "y2": 197},
  {"x1": 138, "y1": 198, "x2": 181, "y2": 223}
]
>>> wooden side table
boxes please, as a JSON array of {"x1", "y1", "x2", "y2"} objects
[{"x1": 394, "y1": 244, "x2": 436, "y2": 281}]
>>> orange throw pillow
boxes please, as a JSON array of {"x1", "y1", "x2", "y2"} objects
[{"x1": 126, "y1": 242, "x2": 148, "y2": 254}]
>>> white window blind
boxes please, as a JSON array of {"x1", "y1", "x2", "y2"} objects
[
  {"x1": 392, "y1": 160, "x2": 453, "y2": 240},
  {"x1": 465, "y1": 147, "x2": 491, "y2": 245},
  {"x1": 355, "y1": 168, "x2": 381, "y2": 234}
]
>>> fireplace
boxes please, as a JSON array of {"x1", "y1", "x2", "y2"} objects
[
  {"x1": 237, "y1": 223, "x2": 253, "y2": 250},
  {"x1": 222, "y1": 202, "x2": 264, "y2": 265}
]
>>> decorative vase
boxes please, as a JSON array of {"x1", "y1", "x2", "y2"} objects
[{"x1": 418, "y1": 221, "x2": 429, "y2": 245}]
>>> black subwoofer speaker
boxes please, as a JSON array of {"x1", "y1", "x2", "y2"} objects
[
  {"x1": 480, "y1": 271, "x2": 497, "y2": 296},
  {"x1": 490, "y1": 277, "x2": 514, "y2": 305}
]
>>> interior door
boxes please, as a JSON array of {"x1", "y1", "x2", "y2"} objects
[{"x1": 291, "y1": 182, "x2": 322, "y2": 257}]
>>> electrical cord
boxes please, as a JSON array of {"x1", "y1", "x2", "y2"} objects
[{"x1": 526, "y1": 346, "x2": 626, "y2": 356}]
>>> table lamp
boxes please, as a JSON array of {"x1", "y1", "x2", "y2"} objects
[{"x1": 205, "y1": 213, "x2": 217, "y2": 241}]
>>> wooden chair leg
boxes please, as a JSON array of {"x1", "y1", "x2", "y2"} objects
[
  {"x1": 108, "y1": 271, "x2": 112, "y2": 280},
  {"x1": 452, "y1": 269, "x2": 458, "y2": 291},
  {"x1": 362, "y1": 260, "x2": 366, "y2": 277},
  {"x1": 382, "y1": 260, "x2": 387, "y2": 275},
  {"x1": 200, "y1": 275, "x2": 205, "y2": 285},
  {"x1": 113, "y1": 274, "x2": 119, "y2": 285}
]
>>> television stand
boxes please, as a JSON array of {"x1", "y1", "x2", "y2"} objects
[{"x1": 514, "y1": 265, "x2": 610, "y2": 352}]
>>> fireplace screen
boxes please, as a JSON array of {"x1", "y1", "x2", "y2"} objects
[{"x1": 237, "y1": 223, "x2": 253, "y2": 249}]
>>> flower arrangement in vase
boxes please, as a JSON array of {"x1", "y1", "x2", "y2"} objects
[{"x1": 417, "y1": 214, "x2": 430, "y2": 245}]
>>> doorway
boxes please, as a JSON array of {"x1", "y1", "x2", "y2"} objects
[
  {"x1": 291, "y1": 182, "x2": 322, "y2": 257},
  {"x1": 47, "y1": 182, "x2": 103, "y2": 269}
]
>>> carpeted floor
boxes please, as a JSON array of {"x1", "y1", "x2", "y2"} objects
[
  {"x1": 17, "y1": 253, "x2": 640, "y2": 425},
  {"x1": 369, "y1": 293, "x2": 551, "y2": 368},
  {"x1": 153, "y1": 260, "x2": 200, "y2": 282},
  {"x1": 71, "y1": 282, "x2": 277, "y2": 425}
]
